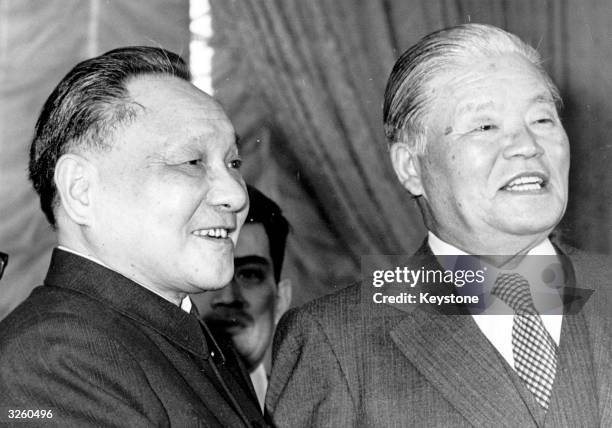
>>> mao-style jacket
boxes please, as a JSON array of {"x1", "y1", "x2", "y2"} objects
[{"x1": 0, "y1": 249, "x2": 267, "y2": 427}]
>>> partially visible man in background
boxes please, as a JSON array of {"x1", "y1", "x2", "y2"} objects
[
  {"x1": 0, "y1": 46, "x2": 267, "y2": 427},
  {"x1": 193, "y1": 185, "x2": 291, "y2": 410}
]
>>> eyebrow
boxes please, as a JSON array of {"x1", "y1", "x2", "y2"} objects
[
  {"x1": 235, "y1": 134, "x2": 242, "y2": 149},
  {"x1": 234, "y1": 255, "x2": 270, "y2": 267}
]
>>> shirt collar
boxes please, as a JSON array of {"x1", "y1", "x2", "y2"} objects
[
  {"x1": 56, "y1": 245, "x2": 192, "y2": 312},
  {"x1": 427, "y1": 231, "x2": 556, "y2": 257},
  {"x1": 427, "y1": 232, "x2": 562, "y2": 314}
]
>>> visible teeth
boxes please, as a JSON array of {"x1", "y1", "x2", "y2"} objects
[
  {"x1": 506, "y1": 183, "x2": 542, "y2": 192},
  {"x1": 194, "y1": 228, "x2": 228, "y2": 238},
  {"x1": 506, "y1": 176, "x2": 543, "y2": 187},
  {"x1": 503, "y1": 175, "x2": 544, "y2": 192}
]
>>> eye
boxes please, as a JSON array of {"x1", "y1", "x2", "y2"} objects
[
  {"x1": 235, "y1": 267, "x2": 265, "y2": 286},
  {"x1": 533, "y1": 117, "x2": 554, "y2": 125},
  {"x1": 186, "y1": 158, "x2": 203, "y2": 166},
  {"x1": 228, "y1": 158, "x2": 243, "y2": 170},
  {"x1": 473, "y1": 124, "x2": 497, "y2": 132}
]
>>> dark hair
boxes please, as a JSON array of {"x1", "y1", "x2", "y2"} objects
[
  {"x1": 245, "y1": 185, "x2": 290, "y2": 282},
  {"x1": 29, "y1": 46, "x2": 191, "y2": 227}
]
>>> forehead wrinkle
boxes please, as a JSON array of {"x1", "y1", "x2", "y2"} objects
[
  {"x1": 160, "y1": 127, "x2": 237, "y2": 153},
  {"x1": 456, "y1": 100, "x2": 497, "y2": 116},
  {"x1": 530, "y1": 93, "x2": 556, "y2": 105}
]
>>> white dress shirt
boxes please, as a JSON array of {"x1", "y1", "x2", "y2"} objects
[
  {"x1": 57, "y1": 245, "x2": 192, "y2": 312},
  {"x1": 249, "y1": 363, "x2": 268, "y2": 411},
  {"x1": 427, "y1": 232, "x2": 563, "y2": 369}
]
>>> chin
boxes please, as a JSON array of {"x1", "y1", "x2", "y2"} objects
[
  {"x1": 186, "y1": 257, "x2": 234, "y2": 289},
  {"x1": 498, "y1": 217, "x2": 559, "y2": 238},
  {"x1": 494, "y1": 204, "x2": 564, "y2": 234},
  {"x1": 189, "y1": 273, "x2": 233, "y2": 292}
]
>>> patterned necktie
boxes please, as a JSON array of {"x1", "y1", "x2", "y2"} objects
[{"x1": 492, "y1": 273, "x2": 558, "y2": 409}]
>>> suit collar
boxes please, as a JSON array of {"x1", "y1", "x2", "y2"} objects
[
  {"x1": 562, "y1": 248, "x2": 612, "y2": 424},
  {"x1": 389, "y1": 308, "x2": 538, "y2": 426},
  {"x1": 45, "y1": 248, "x2": 265, "y2": 426},
  {"x1": 44, "y1": 248, "x2": 217, "y2": 361},
  {"x1": 387, "y1": 243, "x2": 536, "y2": 425},
  {"x1": 389, "y1": 241, "x2": 604, "y2": 426}
]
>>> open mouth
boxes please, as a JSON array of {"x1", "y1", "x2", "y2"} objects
[
  {"x1": 192, "y1": 228, "x2": 231, "y2": 239},
  {"x1": 500, "y1": 174, "x2": 546, "y2": 192}
]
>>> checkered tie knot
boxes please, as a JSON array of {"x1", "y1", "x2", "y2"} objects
[{"x1": 492, "y1": 273, "x2": 558, "y2": 410}]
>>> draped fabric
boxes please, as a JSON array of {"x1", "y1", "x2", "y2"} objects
[
  {"x1": 0, "y1": 0, "x2": 189, "y2": 320},
  {"x1": 209, "y1": 0, "x2": 612, "y2": 308},
  {"x1": 3, "y1": 1, "x2": 612, "y2": 319}
]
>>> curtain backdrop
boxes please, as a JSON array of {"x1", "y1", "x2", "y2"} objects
[
  {"x1": 209, "y1": 0, "x2": 612, "y2": 307},
  {"x1": 0, "y1": 0, "x2": 189, "y2": 320},
  {"x1": 3, "y1": 0, "x2": 612, "y2": 319}
]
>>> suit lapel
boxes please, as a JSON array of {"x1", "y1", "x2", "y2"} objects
[
  {"x1": 386, "y1": 241, "x2": 609, "y2": 426},
  {"x1": 589, "y1": 294, "x2": 612, "y2": 425},
  {"x1": 544, "y1": 309, "x2": 598, "y2": 427},
  {"x1": 45, "y1": 249, "x2": 259, "y2": 427},
  {"x1": 198, "y1": 320, "x2": 264, "y2": 426},
  {"x1": 386, "y1": 243, "x2": 536, "y2": 427},
  {"x1": 390, "y1": 308, "x2": 536, "y2": 427},
  {"x1": 178, "y1": 354, "x2": 250, "y2": 425},
  {"x1": 566, "y1": 251, "x2": 612, "y2": 425}
]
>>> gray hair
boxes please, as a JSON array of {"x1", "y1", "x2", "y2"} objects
[{"x1": 382, "y1": 23, "x2": 561, "y2": 154}]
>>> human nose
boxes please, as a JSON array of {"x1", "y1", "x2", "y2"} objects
[
  {"x1": 503, "y1": 124, "x2": 544, "y2": 159},
  {"x1": 211, "y1": 280, "x2": 244, "y2": 307},
  {"x1": 206, "y1": 167, "x2": 247, "y2": 213}
]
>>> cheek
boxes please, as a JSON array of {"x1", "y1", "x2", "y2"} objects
[
  {"x1": 143, "y1": 181, "x2": 205, "y2": 223},
  {"x1": 426, "y1": 141, "x2": 468, "y2": 179},
  {"x1": 554, "y1": 137, "x2": 570, "y2": 175},
  {"x1": 192, "y1": 292, "x2": 215, "y2": 313},
  {"x1": 461, "y1": 144, "x2": 502, "y2": 193},
  {"x1": 245, "y1": 286, "x2": 277, "y2": 318}
]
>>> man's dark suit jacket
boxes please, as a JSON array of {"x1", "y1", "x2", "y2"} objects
[
  {"x1": 0, "y1": 249, "x2": 267, "y2": 427},
  {"x1": 267, "y1": 243, "x2": 612, "y2": 427}
]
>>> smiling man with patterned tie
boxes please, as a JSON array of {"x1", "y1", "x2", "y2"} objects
[{"x1": 267, "y1": 24, "x2": 612, "y2": 427}]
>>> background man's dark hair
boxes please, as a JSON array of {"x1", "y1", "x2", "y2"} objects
[
  {"x1": 29, "y1": 46, "x2": 191, "y2": 227},
  {"x1": 245, "y1": 185, "x2": 290, "y2": 283}
]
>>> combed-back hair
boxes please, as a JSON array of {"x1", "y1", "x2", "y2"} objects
[
  {"x1": 383, "y1": 23, "x2": 561, "y2": 154},
  {"x1": 245, "y1": 185, "x2": 290, "y2": 283},
  {"x1": 29, "y1": 46, "x2": 191, "y2": 227}
]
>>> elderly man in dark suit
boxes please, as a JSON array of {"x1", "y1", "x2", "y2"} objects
[
  {"x1": 267, "y1": 24, "x2": 612, "y2": 427},
  {"x1": 0, "y1": 47, "x2": 267, "y2": 427}
]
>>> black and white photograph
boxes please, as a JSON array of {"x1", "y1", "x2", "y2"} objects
[{"x1": 1, "y1": 1, "x2": 612, "y2": 426}]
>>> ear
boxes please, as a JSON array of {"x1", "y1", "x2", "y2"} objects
[
  {"x1": 274, "y1": 278, "x2": 292, "y2": 325},
  {"x1": 390, "y1": 142, "x2": 424, "y2": 196},
  {"x1": 54, "y1": 154, "x2": 95, "y2": 226}
]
